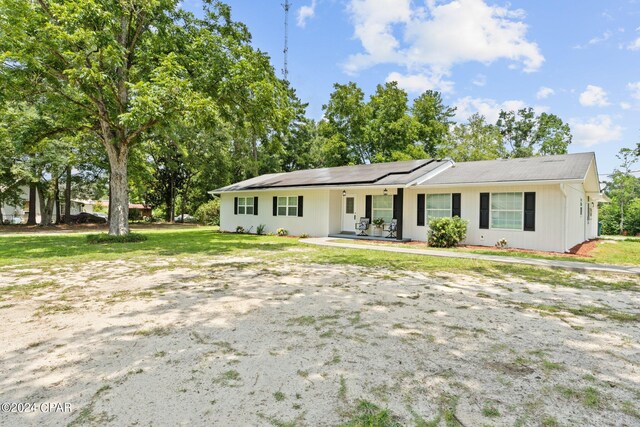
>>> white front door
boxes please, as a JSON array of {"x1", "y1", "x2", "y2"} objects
[{"x1": 342, "y1": 195, "x2": 356, "y2": 233}]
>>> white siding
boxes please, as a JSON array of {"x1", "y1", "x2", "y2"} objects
[
  {"x1": 404, "y1": 184, "x2": 567, "y2": 252},
  {"x1": 564, "y1": 183, "x2": 588, "y2": 250},
  {"x1": 219, "y1": 189, "x2": 332, "y2": 237}
]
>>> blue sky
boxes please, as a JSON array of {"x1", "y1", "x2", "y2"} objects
[{"x1": 182, "y1": 0, "x2": 640, "y2": 176}]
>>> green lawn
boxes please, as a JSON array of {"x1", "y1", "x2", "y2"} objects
[
  {"x1": 0, "y1": 227, "x2": 637, "y2": 291},
  {"x1": 329, "y1": 238, "x2": 640, "y2": 267}
]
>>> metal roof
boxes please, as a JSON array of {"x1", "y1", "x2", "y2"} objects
[
  {"x1": 424, "y1": 152, "x2": 595, "y2": 185},
  {"x1": 214, "y1": 159, "x2": 446, "y2": 192},
  {"x1": 212, "y1": 153, "x2": 596, "y2": 193}
]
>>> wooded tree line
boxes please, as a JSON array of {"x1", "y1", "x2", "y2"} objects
[{"x1": 0, "y1": 0, "x2": 634, "y2": 235}]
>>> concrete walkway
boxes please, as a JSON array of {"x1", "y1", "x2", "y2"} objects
[{"x1": 301, "y1": 237, "x2": 640, "y2": 275}]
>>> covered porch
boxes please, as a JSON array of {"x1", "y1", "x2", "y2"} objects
[
  {"x1": 329, "y1": 187, "x2": 406, "y2": 241},
  {"x1": 328, "y1": 232, "x2": 411, "y2": 242}
]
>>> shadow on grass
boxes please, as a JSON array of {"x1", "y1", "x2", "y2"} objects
[{"x1": 0, "y1": 229, "x2": 299, "y2": 265}]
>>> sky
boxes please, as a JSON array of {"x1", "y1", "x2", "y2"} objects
[{"x1": 181, "y1": 0, "x2": 640, "y2": 177}]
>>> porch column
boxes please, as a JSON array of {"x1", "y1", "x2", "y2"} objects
[{"x1": 394, "y1": 188, "x2": 403, "y2": 240}]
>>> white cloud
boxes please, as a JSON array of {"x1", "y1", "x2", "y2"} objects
[
  {"x1": 344, "y1": 0, "x2": 543, "y2": 92},
  {"x1": 579, "y1": 85, "x2": 610, "y2": 107},
  {"x1": 536, "y1": 86, "x2": 555, "y2": 99},
  {"x1": 297, "y1": 0, "x2": 317, "y2": 28},
  {"x1": 472, "y1": 74, "x2": 487, "y2": 87},
  {"x1": 628, "y1": 81, "x2": 640, "y2": 100},
  {"x1": 574, "y1": 31, "x2": 612, "y2": 49},
  {"x1": 570, "y1": 115, "x2": 623, "y2": 147},
  {"x1": 628, "y1": 37, "x2": 640, "y2": 50},
  {"x1": 386, "y1": 71, "x2": 454, "y2": 94},
  {"x1": 620, "y1": 102, "x2": 632, "y2": 110},
  {"x1": 454, "y1": 97, "x2": 526, "y2": 123}
]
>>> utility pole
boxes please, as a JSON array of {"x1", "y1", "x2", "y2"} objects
[{"x1": 282, "y1": 0, "x2": 290, "y2": 80}]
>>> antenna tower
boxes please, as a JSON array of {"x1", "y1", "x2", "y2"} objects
[{"x1": 282, "y1": 0, "x2": 290, "y2": 80}]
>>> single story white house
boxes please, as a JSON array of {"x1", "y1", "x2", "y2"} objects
[{"x1": 213, "y1": 152, "x2": 607, "y2": 252}]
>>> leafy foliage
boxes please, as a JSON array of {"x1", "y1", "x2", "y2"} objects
[
  {"x1": 427, "y1": 217, "x2": 468, "y2": 248},
  {"x1": 86, "y1": 233, "x2": 147, "y2": 244},
  {"x1": 497, "y1": 107, "x2": 572, "y2": 158},
  {"x1": 194, "y1": 199, "x2": 220, "y2": 226}
]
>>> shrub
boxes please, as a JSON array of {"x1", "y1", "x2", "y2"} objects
[
  {"x1": 427, "y1": 217, "x2": 468, "y2": 248},
  {"x1": 299, "y1": 233, "x2": 310, "y2": 238},
  {"x1": 372, "y1": 218, "x2": 385, "y2": 227},
  {"x1": 276, "y1": 228, "x2": 288, "y2": 236},
  {"x1": 495, "y1": 238, "x2": 508, "y2": 249},
  {"x1": 235, "y1": 225, "x2": 245, "y2": 234},
  {"x1": 86, "y1": 233, "x2": 147, "y2": 244},
  {"x1": 194, "y1": 199, "x2": 220, "y2": 225},
  {"x1": 256, "y1": 224, "x2": 266, "y2": 235}
]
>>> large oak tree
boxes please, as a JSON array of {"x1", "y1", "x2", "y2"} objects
[{"x1": 1, "y1": 0, "x2": 291, "y2": 234}]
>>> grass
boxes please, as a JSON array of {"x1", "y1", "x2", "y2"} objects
[
  {"x1": 556, "y1": 385, "x2": 602, "y2": 408},
  {"x1": 86, "y1": 233, "x2": 148, "y2": 244},
  {"x1": 515, "y1": 302, "x2": 639, "y2": 322},
  {"x1": 0, "y1": 227, "x2": 637, "y2": 292},
  {"x1": 330, "y1": 236, "x2": 640, "y2": 266},
  {"x1": 340, "y1": 400, "x2": 401, "y2": 427}
]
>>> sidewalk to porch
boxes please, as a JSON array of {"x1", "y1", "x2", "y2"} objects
[
  {"x1": 302, "y1": 237, "x2": 640, "y2": 275},
  {"x1": 328, "y1": 233, "x2": 412, "y2": 242}
]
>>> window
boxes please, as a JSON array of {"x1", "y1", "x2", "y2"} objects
[
  {"x1": 580, "y1": 198, "x2": 583, "y2": 216},
  {"x1": 237, "y1": 197, "x2": 254, "y2": 215},
  {"x1": 372, "y1": 195, "x2": 393, "y2": 224},
  {"x1": 426, "y1": 194, "x2": 451, "y2": 220},
  {"x1": 490, "y1": 192, "x2": 523, "y2": 230},
  {"x1": 277, "y1": 196, "x2": 298, "y2": 216},
  {"x1": 345, "y1": 197, "x2": 355, "y2": 214}
]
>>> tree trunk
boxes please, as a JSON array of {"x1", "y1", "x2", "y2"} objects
[
  {"x1": 106, "y1": 145, "x2": 130, "y2": 235},
  {"x1": 620, "y1": 201, "x2": 625, "y2": 235},
  {"x1": 0, "y1": 204, "x2": 4, "y2": 224},
  {"x1": 27, "y1": 183, "x2": 37, "y2": 225},
  {"x1": 37, "y1": 186, "x2": 48, "y2": 225},
  {"x1": 64, "y1": 166, "x2": 72, "y2": 224},
  {"x1": 54, "y1": 175, "x2": 61, "y2": 224}
]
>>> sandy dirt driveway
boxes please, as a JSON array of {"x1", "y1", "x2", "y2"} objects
[{"x1": 0, "y1": 256, "x2": 639, "y2": 427}]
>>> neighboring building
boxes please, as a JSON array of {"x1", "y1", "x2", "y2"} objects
[
  {"x1": 1, "y1": 185, "x2": 59, "y2": 224},
  {"x1": 213, "y1": 153, "x2": 607, "y2": 253}
]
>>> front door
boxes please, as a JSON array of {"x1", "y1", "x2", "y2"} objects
[{"x1": 342, "y1": 195, "x2": 356, "y2": 233}]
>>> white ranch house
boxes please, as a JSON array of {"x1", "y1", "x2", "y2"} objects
[{"x1": 213, "y1": 153, "x2": 607, "y2": 253}]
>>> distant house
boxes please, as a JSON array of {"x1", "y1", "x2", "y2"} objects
[
  {"x1": 212, "y1": 152, "x2": 607, "y2": 253},
  {"x1": 1, "y1": 191, "x2": 152, "y2": 224},
  {"x1": 1, "y1": 185, "x2": 60, "y2": 224}
]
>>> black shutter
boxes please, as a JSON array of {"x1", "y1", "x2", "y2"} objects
[
  {"x1": 417, "y1": 194, "x2": 425, "y2": 226},
  {"x1": 394, "y1": 188, "x2": 404, "y2": 240},
  {"x1": 234, "y1": 197, "x2": 238, "y2": 215},
  {"x1": 452, "y1": 193, "x2": 461, "y2": 218},
  {"x1": 297, "y1": 196, "x2": 303, "y2": 217},
  {"x1": 524, "y1": 192, "x2": 535, "y2": 231},
  {"x1": 272, "y1": 196, "x2": 277, "y2": 216},
  {"x1": 479, "y1": 193, "x2": 489, "y2": 229},
  {"x1": 365, "y1": 195, "x2": 372, "y2": 219},
  {"x1": 254, "y1": 196, "x2": 259, "y2": 216}
]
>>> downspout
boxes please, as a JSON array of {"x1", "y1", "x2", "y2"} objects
[{"x1": 559, "y1": 183, "x2": 568, "y2": 252}]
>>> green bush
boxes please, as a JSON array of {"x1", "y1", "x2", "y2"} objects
[
  {"x1": 256, "y1": 224, "x2": 266, "y2": 235},
  {"x1": 194, "y1": 199, "x2": 220, "y2": 225},
  {"x1": 277, "y1": 228, "x2": 288, "y2": 236},
  {"x1": 86, "y1": 233, "x2": 148, "y2": 244},
  {"x1": 427, "y1": 216, "x2": 468, "y2": 248}
]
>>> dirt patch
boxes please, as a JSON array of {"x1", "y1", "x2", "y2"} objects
[
  {"x1": 0, "y1": 258, "x2": 638, "y2": 426},
  {"x1": 568, "y1": 239, "x2": 599, "y2": 257}
]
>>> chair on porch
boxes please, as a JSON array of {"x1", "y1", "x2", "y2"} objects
[
  {"x1": 384, "y1": 218, "x2": 398, "y2": 238},
  {"x1": 356, "y1": 217, "x2": 370, "y2": 236}
]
